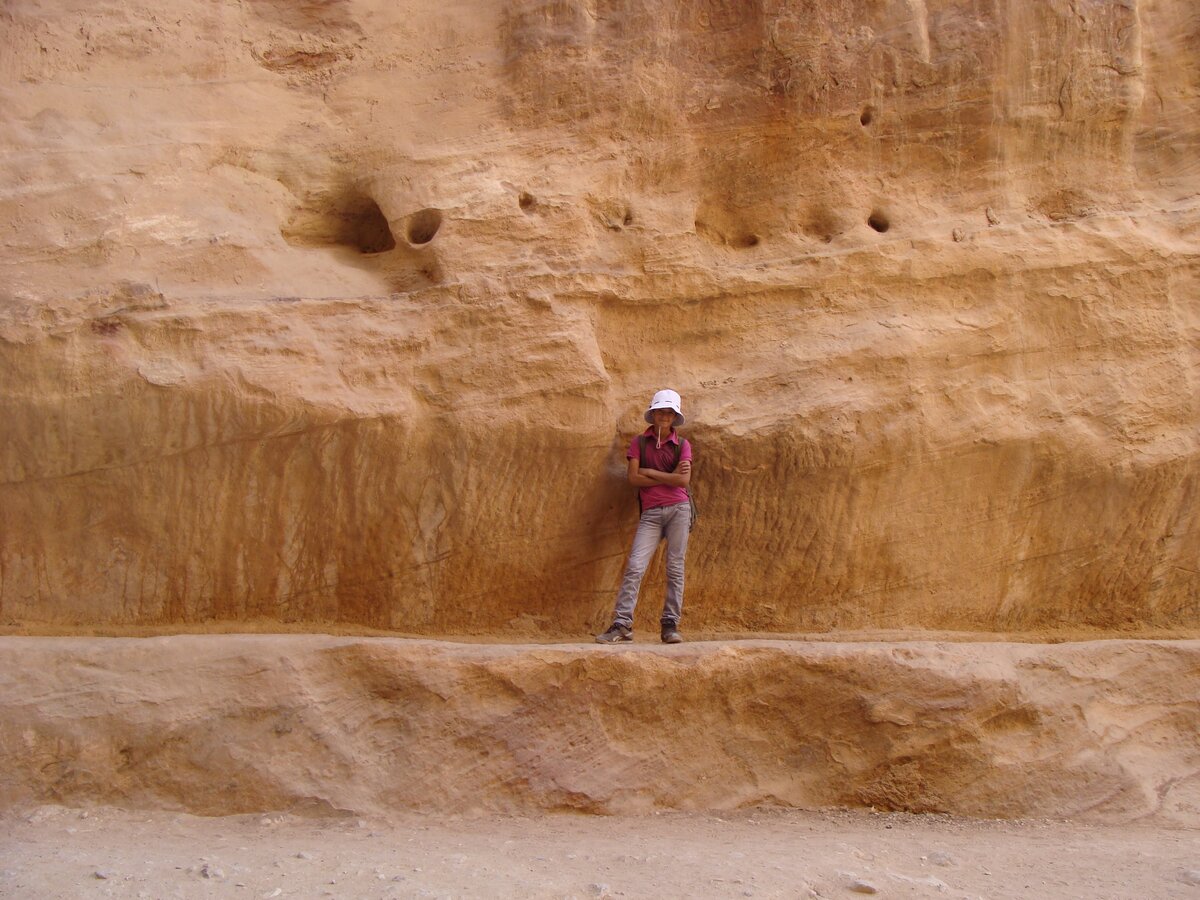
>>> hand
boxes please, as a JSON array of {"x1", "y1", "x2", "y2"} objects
[{"x1": 678, "y1": 460, "x2": 691, "y2": 475}]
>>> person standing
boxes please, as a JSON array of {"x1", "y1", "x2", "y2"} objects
[{"x1": 596, "y1": 389, "x2": 693, "y2": 644}]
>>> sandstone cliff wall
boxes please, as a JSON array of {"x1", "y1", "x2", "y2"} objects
[{"x1": 1, "y1": 0, "x2": 1197, "y2": 634}]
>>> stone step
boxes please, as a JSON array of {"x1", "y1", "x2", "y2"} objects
[{"x1": 1, "y1": 635, "x2": 1197, "y2": 825}]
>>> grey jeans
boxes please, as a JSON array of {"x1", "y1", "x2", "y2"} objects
[{"x1": 612, "y1": 501, "x2": 691, "y2": 628}]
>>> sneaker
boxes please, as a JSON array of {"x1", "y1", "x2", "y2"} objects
[
  {"x1": 661, "y1": 623, "x2": 683, "y2": 644},
  {"x1": 595, "y1": 623, "x2": 632, "y2": 644}
]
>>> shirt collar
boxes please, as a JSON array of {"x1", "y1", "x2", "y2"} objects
[{"x1": 642, "y1": 426, "x2": 680, "y2": 445}]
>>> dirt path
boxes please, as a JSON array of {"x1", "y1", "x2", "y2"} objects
[{"x1": 4, "y1": 805, "x2": 1198, "y2": 899}]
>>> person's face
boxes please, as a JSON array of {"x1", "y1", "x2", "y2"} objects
[{"x1": 651, "y1": 408, "x2": 676, "y2": 431}]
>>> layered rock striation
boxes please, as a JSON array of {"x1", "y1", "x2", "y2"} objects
[
  {"x1": 2, "y1": 636, "x2": 1198, "y2": 823},
  {"x1": 1, "y1": 0, "x2": 1198, "y2": 635}
]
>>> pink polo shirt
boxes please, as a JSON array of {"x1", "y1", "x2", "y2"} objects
[{"x1": 628, "y1": 427, "x2": 692, "y2": 511}]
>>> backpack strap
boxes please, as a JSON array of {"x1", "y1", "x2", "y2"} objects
[
  {"x1": 638, "y1": 434, "x2": 681, "y2": 472},
  {"x1": 637, "y1": 434, "x2": 687, "y2": 516}
]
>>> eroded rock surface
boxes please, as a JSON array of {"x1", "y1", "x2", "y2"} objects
[
  {"x1": 1, "y1": 0, "x2": 1198, "y2": 634},
  {"x1": 1, "y1": 636, "x2": 1197, "y2": 823}
]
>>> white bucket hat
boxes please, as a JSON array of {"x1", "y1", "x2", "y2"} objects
[{"x1": 644, "y1": 389, "x2": 685, "y2": 427}]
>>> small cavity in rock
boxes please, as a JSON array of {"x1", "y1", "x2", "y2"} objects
[{"x1": 405, "y1": 208, "x2": 443, "y2": 245}]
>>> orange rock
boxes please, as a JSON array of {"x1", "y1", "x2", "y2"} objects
[{"x1": 0, "y1": 0, "x2": 1196, "y2": 635}]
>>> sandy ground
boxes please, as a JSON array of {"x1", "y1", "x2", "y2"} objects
[{"x1": 3, "y1": 805, "x2": 1198, "y2": 900}]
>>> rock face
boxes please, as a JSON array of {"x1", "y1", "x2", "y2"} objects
[
  {"x1": 1, "y1": 0, "x2": 1198, "y2": 635},
  {"x1": 1, "y1": 636, "x2": 1198, "y2": 823}
]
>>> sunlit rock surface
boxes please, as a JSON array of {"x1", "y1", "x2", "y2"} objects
[
  {"x1": 1, "y1": 0, "x2": 1198, "y2": 635},
  {"x1": 1, "y1": 636, "x2": 1198, "y2": 823}
]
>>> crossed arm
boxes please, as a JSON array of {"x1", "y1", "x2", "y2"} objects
[{"x1": 627, "y1": 457, "x2": 692, "y2": 488}]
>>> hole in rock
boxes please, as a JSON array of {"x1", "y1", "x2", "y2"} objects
[
  {"x1": 591, "y1": 198, "x2": 635, "y2": 231},
  {"x1": 519, "y1": 192, "x2": 536, "y2": 212},
  {"x1": 344, "y1": 196, "x2": 396, "y2": 253},
  {"x1": 405, "y1": 208, "x2": 443, "y2": 245},
  {"x1": 802, "y1": 205, "x2": 844, "y2": 244},
  {"x1": 868, "y1": 211, "x2": 890, "y2": 233},
  {"x1": 695, "y1": 216, "x2": 759, "y2": 249},
  {"x1": 281, "y1": 191, "x2": 396, "y2": 254},
  {"x1": 860, "y1": 106, "x2": 876, "y2": 126}
]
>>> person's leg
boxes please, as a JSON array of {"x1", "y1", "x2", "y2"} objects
[
  {"x1": 660, "y1": 502, "x2": 691, "y2": 628},
  {"x1": 610, "y1": 508, "x2": 665, "y2": 628}
]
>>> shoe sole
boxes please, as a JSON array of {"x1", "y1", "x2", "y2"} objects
[{"x1": 595, "y1": 634, "x2": 632, "y2": 644}]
